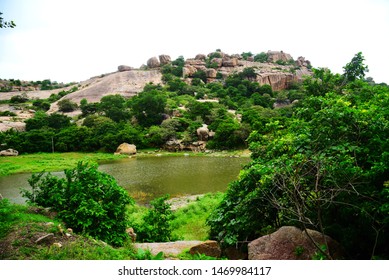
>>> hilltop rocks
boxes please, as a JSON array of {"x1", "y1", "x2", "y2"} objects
[
  {"x1": 267, "y1": 50, "x2": 293, "y2": 63},
  {"x1": 248, "y1": 226, "x2": 343, "y2": 260},
  {"x1": 147, "y1": 57, "x2": 160, "y2": 68},
  {"x1": 195, "y1": 54, "x2": 207, "y2": 60},
  {"x1": 178, "y1": 50, "x2": 312, "y2": 91},
  {"x1": 118, "y1": 65, "x2": 133, "y2": 72},
  {"x1": 115, "y1": 143, "x2": 137, "y2": 155},
  {"x1": 146, "y1": 55, "x2": 171, "y2": 68},
  {"x1": 159, "y1": 55, "x2": 171, "y2": 66},
  {"x1": 222, "y1": 57, "x2": 238, "y2": 67}
]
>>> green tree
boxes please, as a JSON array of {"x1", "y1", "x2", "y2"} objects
[
  {"x1": 99, "y1": 94, "x2": 129, "y2": 122},
  {"x1": 129, "y1": 90, "x2": 167, "y2": 127},
  {"x1": 343, "y1": 52, "x2": 369, "y2": 83},
  {"x1": 58, "y1": 99, "x2": 78, "y2": 112},
  {"x1": 254, "y1": 52, "x2": 268, "y2": 63},
  {"x1": 208, "y1": 81, "x2": 389, "y2": 259},
  {"x1": 134, "y1": 195, "x2": 175, "y2": 242},
  {"x1": 22, "y1": 162, "x2": 134, "y2": 246}
]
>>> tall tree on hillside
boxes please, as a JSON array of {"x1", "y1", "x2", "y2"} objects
[{"x1": 343, "y1": 52, "x2": 369, "y2": 83}]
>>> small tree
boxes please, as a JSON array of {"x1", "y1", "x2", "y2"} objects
[
  {"x1": 58, "y1": 99, "x2": 78, "y2": 112},
  {"x1": 134, "y1": 195, "x2": 175, "y2": 242},
  {"x1": 343, "y1": 52, "x2": 369, "y2": 83},
  {"x1": 22, "y1": 162, "x2": 134, "y2": 246}
]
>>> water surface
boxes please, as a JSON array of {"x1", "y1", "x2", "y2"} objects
[{"x1": 0, "y1": 156, "x2": 249, "y2": 204}]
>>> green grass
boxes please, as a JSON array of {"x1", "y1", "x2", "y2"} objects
[
  {"x1": 171, "y1": 192, "x2": 224, "y2": 240},
  {"x1": 0, "y1": 199, "x2": 142, "y2": 260},
  {"x1": 0, "y1": 152, "x2": 127, "y2": 177},
  {"x1": 1, "y1": 192, "x2": 225, "y2": 259},
  {"x1": 0, "y1": 150, "x2": 251, "y2": 177}
]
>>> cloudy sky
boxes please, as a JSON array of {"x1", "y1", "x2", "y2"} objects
[{"x1": 1, "y1": 0, "x2": 388, "y2": 84}]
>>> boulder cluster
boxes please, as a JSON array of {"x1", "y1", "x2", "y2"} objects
[{"x1": 145, "y1": 50, "x2": 312, "y2": 91}]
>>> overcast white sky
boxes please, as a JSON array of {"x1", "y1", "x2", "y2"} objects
[{"x1": 1, "y1": 0, "x2": 388, "y2": 84}]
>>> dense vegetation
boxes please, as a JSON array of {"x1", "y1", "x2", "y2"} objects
[
  {"x1": 1, "y1": 52, "x2": 388, "y2": 259},
  {"x1": 0, "y1": 54, "x2": 295, "y2": 153},
  {"x1": 207, "y1": 53, "x2": 389, "y2": 259},
  {"x1": 21, "y1": 162, "x2": 133, "y2": 246}
]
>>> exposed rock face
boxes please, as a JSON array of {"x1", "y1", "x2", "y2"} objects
[
  {"x1": 206, "y1": 68, "x2": 217, "y2": 78},
  {"x1": 195, "y1": 54, "x2": 207, "y2": 60},
  {"x1": 159, "y1": 55, "x2": 171, "y2": 66},
  {"x1": 47, "y1": 70, "x2": 162, "y2": 112},
  {"x1": 0, "y1": 148, "x2": 19, "y2": 156},
  {"x1": 267, "y1": 50, "x2": 293, "y2": 63},
  {"x1": 0, "y1": 121, "x2": 26, "y2": 132},
  {"x1": 222, "y1": 57, "x2": 238, "y2": 67},
  {"x1": 211, "y1": 58, "x2": 223, "y2": 67},
  {"x1": 147, "y1": 57, "x2": 160, "y2": 68},
  {"x1": 164, "y1": 140, "x2": 207, "y2": 152},
  {"x1": 181, "y1": 50, "x2": 312, "y2": 91},
  {"x1": 114, "y1": 143, "x2": 136, "y2": 155},
  {"x1": 256, "y1": 72, "x2": 294, "y2": 91},
  {"x1": 248, "y1": 226, "x2": 343, "y2": 260},
  {"x1": 183, "y1": 65, "x2": 197, "y2": 77},
  {"x1": 196, "y1": 124, "x2": 210, "y2": 141},
  {"x1": 118, "y1": 65, "x2": 133, "y2": 72},
  {"x1": 189, "y1": 240, "x2": 221, "y2": 258}
]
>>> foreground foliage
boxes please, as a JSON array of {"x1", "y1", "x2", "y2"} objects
[
  {"x1": 208, "y1": 76, "x2": 389, "y2": 259},
  {"x1": 21, "y1": 162, "x2": 134, "y2": 246}
]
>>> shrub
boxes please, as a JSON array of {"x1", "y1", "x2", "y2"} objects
[
  {"x1": 21, "y1": 162, "x2": 134, "y2": 246},
  {"x1": 58, "y1": 99, "x2": 78, "y2": 112},
  {"x1": 134, "y1": 195, "x2": 175, "y2": 242}
]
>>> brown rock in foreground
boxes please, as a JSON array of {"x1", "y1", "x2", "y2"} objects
[
  {"x1": 189, "y1": 240, "x2": 221, "y2": 258},
  {"x1": 248, "y1": 226, "x2": 343, "y2": 260}
]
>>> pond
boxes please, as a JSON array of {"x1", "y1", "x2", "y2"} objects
[{"x1": 0, "y1": 156, "x2": 250, "y2": 204}]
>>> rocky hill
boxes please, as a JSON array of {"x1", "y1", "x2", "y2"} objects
[{"x1": 0, "y1": 50, "x2": 312, "y2": 131}]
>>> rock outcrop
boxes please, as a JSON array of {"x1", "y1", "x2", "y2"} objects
[
  {"x1": 0, "y1": 148, "x2": 19, "y2": 156},
  {"x1": 117, "y1": 65, "x2": 133, "y2": 72},
  {"x1": 267, "y1": 50, "x2": 293, "y2": 63},
  {"x1": 47, "y1": 70, "x2": 162, "y2": 113},
  {"x1": 114, "y1": 143, "x2": 137, "y2": 155},
  {"x1": 182, "y1": 50, "x2": 312, "y2": 91},
  {"x1": 159, "y1": 55, "x2": 171, "y2": 66},
  {"x1": 248, "y1": 226, "x2": 343, "y2": 260},
  {"x1": 147, "y1": 57, "x2": 160, "y2": 68}
]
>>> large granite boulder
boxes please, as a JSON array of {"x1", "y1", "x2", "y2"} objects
[
  {"x1": 159, "y1": 54, "x2": 171, "y2": 66},
  {"x1": 248, "y1": 226, "x2": 343, "y2": 260},
  {"x1": 114, "y1": 143, "x2": 137, "y2": 155},
  {"x1": 147, "y1": 57, "x2": 160, "y2": 68},
  {"x1": 0, "y1": 148, "x2": 18, "y2": 156},
  {"x1": 117, "y1": 65, "x2": 133, "y2": 72}
]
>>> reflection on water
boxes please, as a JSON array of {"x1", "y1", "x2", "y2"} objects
[{"x1": 0, "y1": 156, "x2": 249, "y2": 204}]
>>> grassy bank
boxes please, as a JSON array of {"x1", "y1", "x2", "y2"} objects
[
  {"x1": 0, "y1": 192, "x2": 224, "y2": 259},
  {"x1": 0, "y1": 152, "x2": 127, "y2": 177},
  {"x1": 0, "y1": 149, "x2": 251, "y2": 177}
]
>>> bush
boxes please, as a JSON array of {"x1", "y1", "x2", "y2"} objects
[
  {"x1": 21, "y1": 162, "x2": 134, "y2": 246},
  {"x1": 10, "y1": 94, "x2": 29, "y2": 103},
  {"x1": 134, "y1": 195, "x2": 175, "y2": 242},
  {"x1": 58, "y1": 99, "x2": 78, "y2": 112}
]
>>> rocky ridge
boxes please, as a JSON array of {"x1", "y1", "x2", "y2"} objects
[{"x1": 0, "y1": 50, "x2": 312, "y2": 131}]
